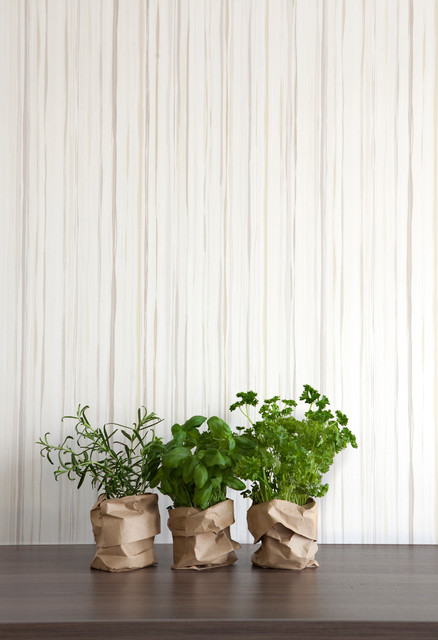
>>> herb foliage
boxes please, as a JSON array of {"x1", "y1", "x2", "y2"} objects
[
  {"x1": 230, "y1": 385, "x2": 357, "y2": 506},
  {"x1": 150, "y1": 415, "x2": 246, "y2": 510},
  {"x1": 37, "y1": 405, "x2": 164, "y2": 499}
]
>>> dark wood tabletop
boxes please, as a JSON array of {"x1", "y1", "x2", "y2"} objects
[{"x1": 0, "y1": 543, "x2": 437, "y2": 639}]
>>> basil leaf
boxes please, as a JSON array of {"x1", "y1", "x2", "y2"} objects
[
  {"x1": 194, "y1": 462, "x2": 208, "y2": 488},
  {"x1": 194, "y1": 482, "x2": 213, "y2": 509},
  {"x1": 182, "y1": 415, "x2": 207, "y2": 430},
  {"x1": 207, "y1": 416, "x2": 232, "y2": 439},
  {"x1": 162, "y1": 447, "x2": 191, "y2": 468},
  {"x1": 225, "y1": 476, "x2": 246, "y2": 491}
]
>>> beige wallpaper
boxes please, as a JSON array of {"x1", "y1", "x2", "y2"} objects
[{"x1": 1, "y1": 0, "x2": 437, "y2": 545}]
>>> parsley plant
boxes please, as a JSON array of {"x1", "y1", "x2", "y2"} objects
[{"x1": 230, "y1": 385, "x2": 357, "y2": 506}]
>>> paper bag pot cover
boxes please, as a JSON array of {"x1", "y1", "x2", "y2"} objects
[
  {"x1": 247, "y1": 498, "x2": 318, "y2": 570},
  {"x1": 90, "y1": 493, "x2": 160, "y2": 572},
  {"x1": 167, "y1": 499, "x2": 240, "y2": 570}
]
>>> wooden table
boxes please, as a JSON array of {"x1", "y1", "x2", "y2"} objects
[{"x1": 0, "y1": 544, "x2": 437, "y2": 639}]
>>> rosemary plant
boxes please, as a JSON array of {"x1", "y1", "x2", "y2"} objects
[{"x1": 37, "y1": 405, "x2": 165, "y2": 499}]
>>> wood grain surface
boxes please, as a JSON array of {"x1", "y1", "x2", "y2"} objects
[{"x1": 0, "y1": 544, "x2": 437, "y2": 639}]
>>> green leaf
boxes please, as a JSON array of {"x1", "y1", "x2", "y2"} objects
[
  {"x1": 229, "y1": 391, "x2": 258, "y2": 411},
  {"x1": 182, "y1": 456, "x2": 198, "y2": 483},
  {"x1": 194, "y1": 462, "x2": 208, "y2": 488},
  {"x1": 208, "y1": 416, "x2": 232, "y2": 439},
  {"x1": 299, "y1": 385, "x2": 320, "y2": 405},
  {"x1": 220, "y1": 454, "x2": 231, "y2": 466},
  {"x1": 77, "y1": 470, "x2": 87, "y2": 489},
  {"x1": 225, "y1": 476, "x2": 246, "y2": 491},
  {"x1": 173, "y1": 431, "x2": 187, "y2": 446},
  {"x1": 186, "y1": 428, "x2": 200, "y2": 444},
  {"x1": 171, "y1": 423, "x2": 183, "y2": 436},
  {"x1": 210, "y1": 475, "x2": 222, "y2": 489},
  {"x1": 235, "y1": 435, "x2": 256, "y2": 450},
  {"x1": 204, "y1": 449, "x2": 226, "y2": 467},
  {"x1": 194, "y1": 482, "x2": 213, "y2": 509},
  {"x1": 336, "y1": 410, "x2": 349, "y2": 426},
  {"x1": 149, "y1": 471, "x2": 161, "y2": 488},
  {"x1": 162, "y1": 447, "x2": 191, "y2": 468},
  {"x1": 160, "y1": 475, "x2": 174, "y2": 497},
  {"x1": 182, "y1": 415, "x2": 207, "y2": 430}
]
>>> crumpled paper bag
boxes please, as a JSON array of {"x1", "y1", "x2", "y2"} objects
[
  {"x1": 90, "y1": 493, "x2": 160, "y2": 572},
  {"x1": 247, "y1": 498, "x2": 318, "y2": 570},
  {"x1": 167, "y1": 499, "x2": 240, "y2": 570}
]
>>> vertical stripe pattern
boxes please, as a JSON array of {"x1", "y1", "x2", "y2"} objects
[{"x1": 0, "y1": 0, "x2": 437, "y2": 544}]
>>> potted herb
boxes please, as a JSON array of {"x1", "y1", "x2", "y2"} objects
[
  {"x1": 230, "y1": 385, "x2": 358, "y2": 570},
  {"x1": 150, "y1": 415, "x2": 246, "y2": 570},
  {"x1": 37, "y1": 405, "x2": 165, "y2": 572}
]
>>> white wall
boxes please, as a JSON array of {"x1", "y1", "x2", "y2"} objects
[{"x1": 1, "y1": 0, "x2": 437, "y2": 545}]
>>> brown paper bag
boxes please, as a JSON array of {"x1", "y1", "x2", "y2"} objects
[
  {"x1": 90, "y1": 493, "x2": 160, "y2": 572},
  {"x1": 167, "y1": 499, "x2": 240, "y2": 570},
  {"x1": 247, "y1": 498, "x2": 318, "y2": 570}
]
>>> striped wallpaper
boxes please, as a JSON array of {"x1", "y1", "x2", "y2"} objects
[{"x1": 0, "y1": 0, "x2": 437, "y2": 545}]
